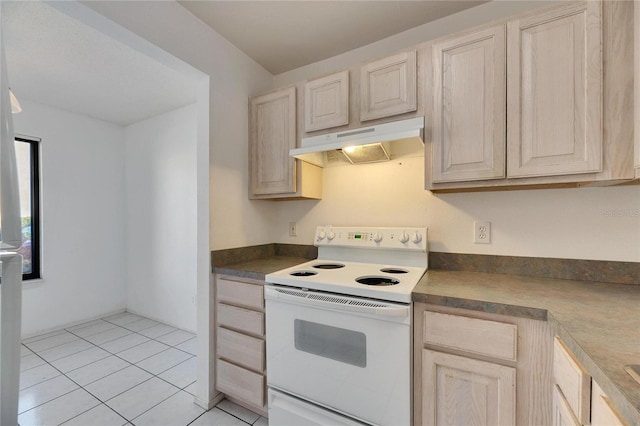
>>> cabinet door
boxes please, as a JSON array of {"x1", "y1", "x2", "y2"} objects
[
  {"x1": 422, "y1": 349, "x2": 516, "y2": 426},
  {"x1": 591, "y1": 380, "x2": 628, "y2": 426},
  {"x1": 432, "y1": 25, "x2": 506, "y2": 183},
  {"x1": 507, "y1": 2, "x2": 602, "y2": 178},
  {"x1": 249, "y1": 87, "x2": 296, "y2": 195},
  {"x1": 552, "y1": 385, "x2": 581, "y2": 426},
  {"x1": 304, "y1": 70, "x2": 349, "y2": 132},
  {"x1": 360, "y1": 50, "x2": 417, "y2": 121}
]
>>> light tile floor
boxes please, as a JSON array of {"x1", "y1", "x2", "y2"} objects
[{"x1": 19, "y1": 311, "x2": 268, "y2": 426}]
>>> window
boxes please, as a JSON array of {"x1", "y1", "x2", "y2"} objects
[{"x1": 15, "y1": 136, "x2": 40, "y2": 280}]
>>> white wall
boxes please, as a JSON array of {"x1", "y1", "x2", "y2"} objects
[
  {"x1": 272, "y1": 1, "x2": 640, "y2": 263},
  {"x1": 76, "y1": 1, "x2": 275, "y2": 408},
  {"x1": 124, "y1": 104, "x2": 198, "y2": 332},
  {"x1": 79, "y1": 1, "x2": 276, "y2": 251},
  {"x1": 13, "y1": 100, "x2": 127, "y2": 336}
]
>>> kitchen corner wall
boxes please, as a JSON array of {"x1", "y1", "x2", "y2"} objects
[
  {"x1": 124, "y1": 103, "x2": 198, "y2": 332},
  {"x1": 271, "y1": 1, "x2": 640, "y2": 263},
  {"x1": 13, "y1": 100, "x2": 127, "y2": 336}
]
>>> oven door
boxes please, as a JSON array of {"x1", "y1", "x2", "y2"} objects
[{"x1": 264, "y1": 285, "x2": 411, "y2": 426}]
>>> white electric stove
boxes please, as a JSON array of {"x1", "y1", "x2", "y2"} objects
[
  {"x1": 266, "y1": 226, "x2": 427, "y2": 303},
  {"x1": 265, "y1": 226, "x2": 427, "y2": 426}
]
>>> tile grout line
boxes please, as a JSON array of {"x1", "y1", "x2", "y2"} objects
[
  {"x1": 20, "y1": 314, "x2": 206, "y2": 425},
  {"x1": 54, "y1": 327, "x2": 197, "y2": 393},
  {"x1": 214, "y1": 405, "x2": 258, "y2": 426},
  {"x1": 17, "y1": 350, "x2": 86, "y2": 416}
]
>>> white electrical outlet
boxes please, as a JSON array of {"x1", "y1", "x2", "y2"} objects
[
  {"x1": 474, "y1": 221, "x2": 491, "y2": 244},
  {"x1": 289, "y1": 221, "x2": 298, "y2": 237}
]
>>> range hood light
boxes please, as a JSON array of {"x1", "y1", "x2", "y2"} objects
[
  {"x1": 291, "y1": 117, "x2": 424, "y2": 167},
  {"x1": 341, "y1": 142, "x2": 390, "y2": 164}
]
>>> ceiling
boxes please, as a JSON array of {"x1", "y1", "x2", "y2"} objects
[
  {"x1": 2, "y1": 1, "x2": 487, "y2": 127},
  {"x1": 3, "y1": 1, "x2": 198, "y2": 126},
  {"x1": 179, "y1": 1, "x2": 488, "y2": 75}
]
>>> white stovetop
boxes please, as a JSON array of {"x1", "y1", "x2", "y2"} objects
[{"x1": 265, "y1": 258, "x2": 426, "y2": 304}]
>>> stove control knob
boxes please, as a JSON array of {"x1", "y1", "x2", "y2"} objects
[
  {"x1": 411, "y1": 232, "x2": 423, "y2": 244},
  {"x1": 373, "y1": 232, "x2": 383, "y2": 243},
  {"x1": 399, "y1": 231, "x2": 410, "y2": 243},
  {"x1": 327, "y1": 230, "x2": 336, "y2": 241},
  {"x1": 317, "y1": 230, "x2": 326, "y2": 241}
]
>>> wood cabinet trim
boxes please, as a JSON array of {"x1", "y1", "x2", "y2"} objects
[
  {"x1": 553, "y1": 337, "x2": 591, "y2": 425},
  {"x1": 635, "y1": 1, "x2": 640, "y2": 178},
  {"x1": 591, "y1": 380, "x2": 629, "y2": 426},
  {"x1": 553, "y1": 384, "x2": 582, "y2": 426}
]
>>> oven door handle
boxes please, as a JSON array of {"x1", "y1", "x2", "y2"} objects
[{"x1": 265, "y1": 286, "x2": 410, "y2": 319}]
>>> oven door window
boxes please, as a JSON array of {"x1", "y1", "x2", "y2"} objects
[{"x1": 294, "y1": 319, "x2": 366, "y2": 368}]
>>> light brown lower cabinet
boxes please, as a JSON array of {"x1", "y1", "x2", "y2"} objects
[
  {"x1": 553, "y1": 385, "x2": 581, "y2": 426},
  {"x1": 421, "y1": 349, "x2": 515, "y2": 425},
  {"x1": 215, "y1": 274, "x2": 267, "y2": 416},
  {"x1": 414, "y1": 303, "x2": 554, "y2": 426},
  {"x1": 591, "y1": 380, "x2": 628, "y2": 426},
  {"x1": 553, "y1": 336, "x2": 629, "y2": 426}
]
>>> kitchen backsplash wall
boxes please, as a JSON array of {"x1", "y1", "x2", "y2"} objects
[{"x1": 272, "y1": 152, "x2": 640, "y2": 263}]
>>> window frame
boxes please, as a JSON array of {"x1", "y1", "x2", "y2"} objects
[{"x1": 15, "y1": 136, "x2": 41, "y2": 280}]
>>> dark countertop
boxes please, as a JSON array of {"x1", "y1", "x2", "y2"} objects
[
  {"x1": 212, "y1": 256, "x2": 309, "y2": 281},
  {"x1": 414, "y1": 270, "x2": 640, "y2": 425}
]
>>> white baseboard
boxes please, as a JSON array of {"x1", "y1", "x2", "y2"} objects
[
  {"x1": 21, "y1": 307, "x2": 126, "y2": 340},
  {"x1": 194, "y1": 391, "x2": 224, "y2": 411}
]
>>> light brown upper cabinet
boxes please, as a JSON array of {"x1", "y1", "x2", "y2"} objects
[
  {"x1": 360, "y1": 50, "x2": 417, "y2": 121},
  {"x1": 249, "y1": 87, "x2": 322, "y2": 200},
  {"x1": 426, "y1": 1, "x2": 633, "y2": 192},
  {"x1": 304, "y1": 70, "x2": 349, "y2": 132},
  {"x1": 507, "y1": 1, "x2": 602, "y2": 178},
  {"x1": 432, "y1": 25, "x2": 506, "y2": 183}
]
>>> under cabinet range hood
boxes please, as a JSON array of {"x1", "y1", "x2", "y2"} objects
[{"x1": 291, "y1": 117, "x2": 424, "y2": 167}]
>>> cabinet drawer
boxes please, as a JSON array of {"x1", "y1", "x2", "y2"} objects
[
  {"x1": 591, "y1": 380, "x2": 628, "y2": 426},
  {"x1": 423, "y1": 311, "x2": 517, "y2": 361},
  {"x1": 217, "y1": 303, "x2": 264, "y2": 336},
  {"x1": 216, "y1": 359, "x2": 265, "y2": 408},
  {"x1": 217, "y1": 327, "x2": 264, "y2": 372},
  {"x1": 553, "y1": 385, "x2": 581, "y2": 426},
  {"x1": 553, "y1": 337, "x2": 590, "y2": 425},
  {"x1": 217, "y1": 277, "x2": 264, "y2": 310}
]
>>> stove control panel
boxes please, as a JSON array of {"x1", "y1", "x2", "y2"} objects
[{"x1": 315, "y1": 226, "x2": 427, "y2": 252}]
